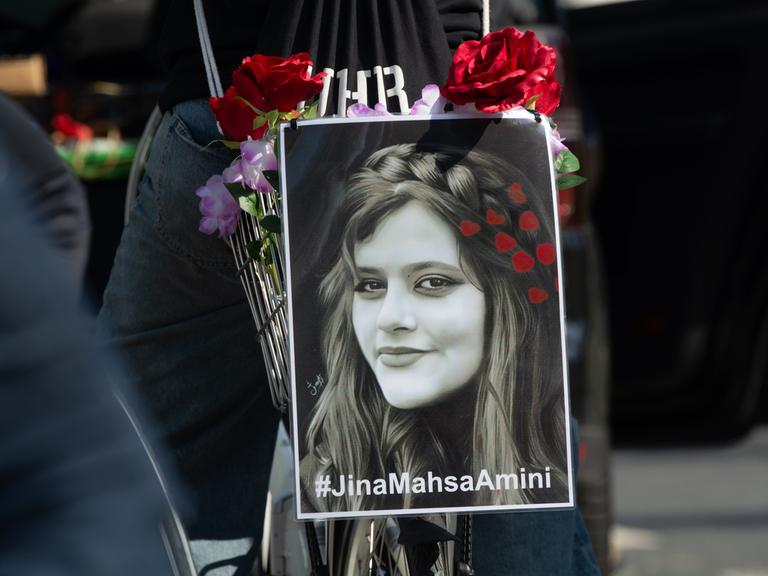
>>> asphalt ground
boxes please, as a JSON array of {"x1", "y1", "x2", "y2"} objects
[{"x1": 611, "y1": 426, "x2": 768, "y2": 576}]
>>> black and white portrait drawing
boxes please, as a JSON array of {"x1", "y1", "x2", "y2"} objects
[{"x1": 280, "y1": 115, "x2": 573, "y2": 519}]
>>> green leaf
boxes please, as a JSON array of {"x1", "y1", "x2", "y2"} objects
[
  {"x1": 262, "y1": 170, "x2": 279, "y2": 191},
  {"x1": 245, "y1": 239, "x2": 263, "y2": 260},
  {"x1": 252, "y1": 115, "x2": 267, "y2": 130},
  {"x1": 265, "y1": 109, "x2": 280, "y2": 126},
  {"x1": 554, "y1": 153, "x2": 562, "y2": 172},
  {"x1": 556, "y1": 150, "x2": 581, "y2": 174},
  {"x1": 259, "y1": 214, "x2": 282, "y2": 234},
  {"x1": 239, "y1": 194, "x2": 261, "y2": 217},
  {"x1": 234, "y1": 96, "x2": 264, "y2": 115},
  {"x1": 202, "y1": 139, "x2": 242, "y2": 151},
  {"x1": 557, "y1": 174, "x2": 587, "y2": 190},
  {"x1": 226, "y1": 182, "x2": 246, "y2": 199},
  {"x1": 524, "y1": 94, "x2": 541, "y2": 110},
  {"x1": 301, "y1": 100, "x2": 319, "y2": 120}
]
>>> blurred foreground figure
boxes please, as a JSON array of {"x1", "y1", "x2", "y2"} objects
[
  {"x1": 0, "y1": 94, "x2": 90, "y2": 294},
  {"x1": 0, "y1": 95, "x2": 173, "y2": 576}
]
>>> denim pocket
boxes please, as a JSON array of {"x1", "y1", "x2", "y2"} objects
[{"x1": 149, "y1": 103, "x2": 237, "y2": 271}]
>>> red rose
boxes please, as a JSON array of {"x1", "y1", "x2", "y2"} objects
[
  {"x1": 441, "y1": 27, "x2": 561, "y2": 115},
  {"x1": 210, "y1": 86, "x2": 268, "y2": 141},
  {"x1": 210, "y1": 52, "x2": 326, "y2": 141}
]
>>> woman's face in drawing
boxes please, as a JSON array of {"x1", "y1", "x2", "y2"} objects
[{"x1": 351, "y1": 201, "x2": 486, "y2": 410}]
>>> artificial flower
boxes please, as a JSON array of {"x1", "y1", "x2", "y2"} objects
[
  {"x1": 346, "y1": 102, "x2": 393, "y2": 117},
  {"x1": 441, "y1": 27, "x2": 561, "y2": 114},
  {"x1": 410, "y1": 84, "x2": 447, "y2": 115},
  {"x1": 550, "y1": 129, "x2": 568, "y2": 158},
  {"x1": 231, "y1": 53, "x2": 325, "y2": 113},
  {"x1": 209, "y1": 86, "x2": 268, "y2": 141},
  {"x1": 196, "y1": 174, "x2": 240, "y2": 237},
  {"x1": 210, "y1": 52, "x2": 325, "y2": 141},
  {"x1": 223, "y1": 139, "x2": 278, "y2": 194}
]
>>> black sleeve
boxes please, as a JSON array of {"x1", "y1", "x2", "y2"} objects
[{"x1": 435, "y1": 0, "x2": 483, "y2": 48}]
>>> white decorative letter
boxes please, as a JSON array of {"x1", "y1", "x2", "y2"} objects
[
  {"x1": 383, "y1": 65, "x2": 409, "y2": 113},
  {"x1": 335, "y1": 68, "x2": 349, "y2": 117},
  {"x1": 351, "y1": 69, "x2": 371, "y2": 105},
  {"x1": 318, "y1": 68, "x2": 335, "y2": 117},
  {"x1": 373, "y1": 66, "x2": 387, "y2": 110}
]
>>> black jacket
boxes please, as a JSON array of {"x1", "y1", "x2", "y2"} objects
[{"x1": 158, "y1": 0, "x2": 482, "y2": 113}]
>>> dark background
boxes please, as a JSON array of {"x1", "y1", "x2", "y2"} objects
[{"x1": 563, "y1": 0, "x2": 768, "y2": 443}]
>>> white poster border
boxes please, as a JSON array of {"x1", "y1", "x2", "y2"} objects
[{"x1": 279, "y1": 113, "x2": 574, "y2": 520}]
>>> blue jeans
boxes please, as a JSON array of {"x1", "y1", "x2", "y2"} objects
[
  {"x1": 98, "y1": 99, "x2": 599, "y2": 575},
  {"x1": 98, "y1": 99, "x2": 280, "y2": 574}
]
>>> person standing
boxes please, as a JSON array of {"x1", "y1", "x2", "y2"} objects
[{"x1": 98, "y1": 2, "x2": 599, "y2": 574}]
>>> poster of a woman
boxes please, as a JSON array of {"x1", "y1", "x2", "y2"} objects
[{"x1": 281, "y1": 114, "x2": 573, "y2": 519}]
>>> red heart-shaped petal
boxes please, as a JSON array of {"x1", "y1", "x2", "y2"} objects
[
  {"x1": 512, "y1": 251, "x2": 535, "y2": 272},
  {"x1": 536, "y1": 242, "x2": 556, "y2": 265},
  {"x1": 495, "y1": 232, "x2": 517, "y2": 252},
  {"x1": 528, "y1": 288, "x2": 549, "y2": 304},
  {"x1": 507, "y1": 182, "x2": 527, "y2": 203},
  {"x1": 519, "y1": 210, "x2": 540, "y2": 231},
  {"x1": 459, "y1": 220, "x2": 481, "y2": 236},
  {"x1": 486, "y1": 208, "x2": 506, "y2": 225}
]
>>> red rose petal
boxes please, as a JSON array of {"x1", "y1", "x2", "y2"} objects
[
  {"x1": 441, "y1": 27, "x2": 561, "y2": 120},
  {"x1": 512, "y1": 251, "x2": 535, "y2": 272},
  {"x1": 486, "y1": 208, "x2": 505, "y2": 225},
  {"x1": 233, "y1": 53, "x2": 325, "y2": 114},
  {"x1": 495, "y1": 232, "x2": 517, "y2": 252},
  {"x1": 507, "y1": 183, "x2": 527, "y2": 203},
  {"x1": 528, "y1": 288, "x2": 549, "y2": 304},
  {"x1": 519, "y1": 210, "x2": 540, "y2": 231},
  {"x1": 536, "y1": 242, "x2": 556, "y2": 265},
  {"x1": 209, "y1": 87, "x2": 266, "y2": 141},
  {"x1": 460, "y1": 220, "x2": 481, "y2": 237},
  {"x1": 533, "y1": 80, "x2": 562, "y2": 116}
]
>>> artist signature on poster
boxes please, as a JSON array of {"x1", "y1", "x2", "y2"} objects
[{"x1": 306, "y1": 374, "x2": 326, "y2": 397}]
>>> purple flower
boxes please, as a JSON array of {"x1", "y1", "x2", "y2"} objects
[
  {"x1": 550, "y1": 129, "x2": 568, "y2": 158},
  {"x1": 410, "y1": 84, "x2": 447, "y2": 115},
  {"x1": 347, "y1": 102, "x2": 392, "y2": 117},
  {"x1": 222, "y1": 162, "x2": 242, "y2": 185},
  {"x1": 196, "y1": 174, "x2": 240, "y2": 237},
  {"x1": 223, "y1": 139, "x2": 277, "y2": 194}
]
